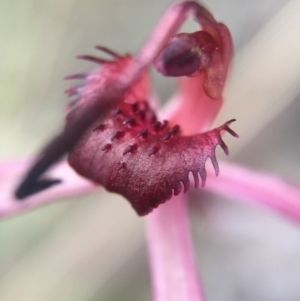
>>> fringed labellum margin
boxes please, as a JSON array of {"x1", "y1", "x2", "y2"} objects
[{"x1": 66, "y1": 48, "x2": 237, "y2": 215}]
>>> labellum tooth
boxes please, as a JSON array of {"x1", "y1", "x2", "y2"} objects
[
  {"x1": 117, "y1": 162, "x2": 127, "y2": 171},
  {"x1": 113, "y1": 108, "x2": 124, "y2": 116},
  {"x1": 173, "y1": 181, "x2": 182, "y2": 196},
  {"x1": 93, "y1": 124, "x2": 106, "y2": 132},
  {"x1": 199, "y1": 167, "x2": 207, "y2": 187},
  {"x1": 163, "y1": 131, "x2": 172, "y2": 141},
  {"x1": 170, "y1": 124, "x2": 180, "y2": 134},
  {"x1": 123, "y1": 117, "x2": 136, "y2": 126},
  {"x1": 101, "y1": 143, "x2": 112, "y2": 151},
  {"x1": 149, "y1": 113, "x2": 157, "y2": 124},
  {"x1": 136, "y1": 128, "x2": 148, "y2": 139},
  {"x1": 224, "y1": 125, "x2": 239, "y2": 137},
  {"x1": 136, "y1": 110, "x2": 146, "y2": 120},
  {"x1": 151, "y1": 121, "x2": 161, "y2": 131},
  {"x1": 219, "y1": 138, "x2": 229, "y2": 155},
  {"x1": 210, "y1": 153, "x2": 219, "y2": 176},
  {"x1": 222, "y1": 119, "x2": 239, "y2": 137},
  {"x1": 182, "y1": 177, "x2": 190, "y2": 193},
  {"x1": 161, "y1": 120, "x2": 168, "y2": 130},
  {"x1": 123, "y1": 144, "x2": 137, "y2": 155},
  {"x1": 111, "y1": 130, "x2": 124, "y2": 141},
  {"x1": 65, "y1": 85, "x2": 81, "y2": 97},
  {"x1": 131, "y1": 102, "x2": 139, "y2": 112},
  {"x1": 64, "y1": 72, "x2": 88, "y2": 80},
  {"x1": 192, "y1": 170, "x2": 199, "y2": 188},
  {"x1": 148, "y1": 145, "x2": 160, "y2": 156},
  {"x1": 77, "y1": 55, "x2": 112, "y2": 64},
  {"x1": 64, "y1": 99, "x2": 79, "y2": 112},
  {"x1": 94, "y1": 45, "x2": 122, "y2": 58},
  {"x1": 139, "y1": 100, "x2": 149, "y2": 110}
]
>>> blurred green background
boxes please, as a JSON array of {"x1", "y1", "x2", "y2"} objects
[{"x1": 1, "y1": 0, "x2": 300, "y2": 300}]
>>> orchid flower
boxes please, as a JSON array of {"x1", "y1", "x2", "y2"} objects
[{"x1": 1, "y1": 1, "x2": 300, "y2": 301}]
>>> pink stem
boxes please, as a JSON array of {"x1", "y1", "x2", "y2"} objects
[
  {"x1": 206, "y1": 161, "x2": 300, "y2": 223},
  {"x1": 146, "y1": 194, "x2": 205, "y2": 301}
]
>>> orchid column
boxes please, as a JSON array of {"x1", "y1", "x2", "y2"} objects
[{"x1": 146, "y1": 2, "x2": 233, "y2": 301}]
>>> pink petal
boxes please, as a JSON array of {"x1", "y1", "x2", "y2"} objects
[
  {"x1": 0, "y1": 159, "x2": 97, "y2": 218},
  {"x1": 205, "y1": 161, "x2": 300, "y2": 223},
  {"x1": 146, "y1": 194, "x2": 205, "y2": 301}
]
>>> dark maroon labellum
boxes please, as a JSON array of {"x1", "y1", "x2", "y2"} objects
[{"x1": 66, "y1": 48, "x2": 237, "y2": 216}]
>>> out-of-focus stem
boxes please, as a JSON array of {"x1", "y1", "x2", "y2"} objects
[{"x1": 146, "y1": 195, "x2": 205, "y2": 301}]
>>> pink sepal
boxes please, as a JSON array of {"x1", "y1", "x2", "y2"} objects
[
  {"x1": 0, "y1": 159, "x2": 97, "y2": 218},
  {"x1": 206, "y1": 161, "x2": 300, "y2": 223}
]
